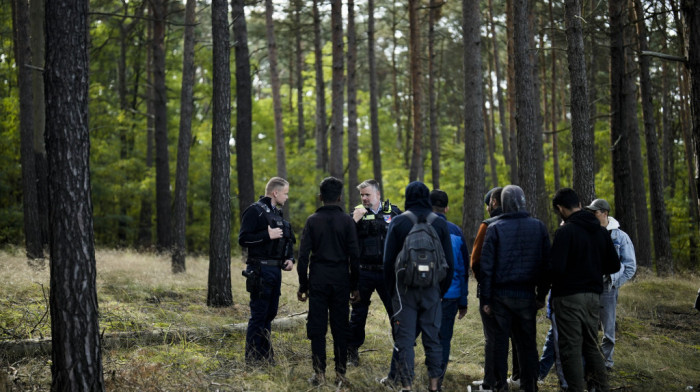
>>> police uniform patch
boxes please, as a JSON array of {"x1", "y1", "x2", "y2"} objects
[{"x1": 383, "y1": 215, "x2": 392, "y2": 223}]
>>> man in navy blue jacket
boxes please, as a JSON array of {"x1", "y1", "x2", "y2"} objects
[
  {"x1": 382, "y1": 181, "x2": 454, "y2": 392},
  {"x1": 479, "y1": 185, "x2": 550, "y2": 392},
  {"x1": 429, "y1": 189, "x2": 469, "y2": 389}
]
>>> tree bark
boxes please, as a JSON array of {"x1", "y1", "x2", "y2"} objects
[
  {"x1": 609, "y1": 0, "x2": 638, "y2": 247},
  {"x1": 633, "y1": 0, "x2": 673, "y2": 274},
  {"x1": 624, "y1": 21, "x2": 653, "y2": 269},
  {"x1": 45, "y1": 0, "x2": 104, "y2": 386},
  {"x1": 462, "y1": 0, "x2": 486, "y2": 249},
  {"x1": 12, "y1": 0, "x2": 43, "y2": 260},
  {"x1": 137, "y1": 7, "x2": 155, "y2": 250},
  {"x1": 505, "y1": 0, "x2": 519, "y2": 184},
  {"x1": 265, "y1": 0, "x2": 287, "y2": 180},
  {"x1": 172, "y1": 0, "x2": 196, "y2": 274},
  {"x1": 368, "y1": 0, "x2": 383, "y2": 195},
  {"x1": 233, "y1": 0, "x2": 255, "y2": 218},
  {"x1": 683, "y1": 0, "x2": 700, "y2": 222},
  {"x1": 488, "y1": 0, "x2": 510, "y2": 169},
  {"x1": 428, "y1": 0, "x2": 441, "y2": 189},
  {"x1": 30, "y1": 0, "x2": 48, "y2": 250},
  {"x1": 153, "y1": 0, "x2": 172, "y2": 252},
  {"x1": 514, "y1": 0, "x2": 543, "y2": 219},
  {"x1": 347, "y1": 0, "x2": 359, "y2": 209},
  {"x1": 564, "y1": 0, "x2": 595, "y2": 205},
  {"x1": 408, "y1": 0, "x2": 424, "y2": 182},
  {"x1": 549, "y1": 0, "x2": 561, "y2": 193},
  {"x1": 208, "y1": 0, "x2": 233, "y2": 307},
  {"x1": 329, "y1": 0, "x2": 344, "y2": 180},
  {"x1": 313, "y1": 0, "x2": 328, "y2": 172},
  {"x1": 294, "y1": 0, "x2": 305, "y2": 151}
]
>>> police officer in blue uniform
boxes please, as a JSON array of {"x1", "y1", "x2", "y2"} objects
[
  {"x1": 239, "y1": 177, "x2": 295, "y2": 366},
  {"x1": 347, "y1": 179, "x2": 401, "y2": 366}
]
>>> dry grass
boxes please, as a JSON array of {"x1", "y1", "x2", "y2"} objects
[{"x1": 1, "y1": 248, "x2": 699, "y2": 391}]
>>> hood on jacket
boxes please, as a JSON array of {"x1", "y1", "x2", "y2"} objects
[
  {"x1": 566, "y1": 209, "x2": 601, "y2": 232},
  {"x1": 606, "y1": 216, "x2": 620, "y2": 231},
  {"x1": 501, "y1": 185, "x2": 528, "y2": 214},
  {"x1": 404, "y1": 181, "x2": 432, "y2": 210}
]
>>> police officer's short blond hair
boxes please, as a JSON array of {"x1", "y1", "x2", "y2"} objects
[
  {"x1": 357, "y1": 179, "x2": 380, "y2": 193},
  {"x1": 265, "y1": 177, "x2": 289, "y2": 196}
]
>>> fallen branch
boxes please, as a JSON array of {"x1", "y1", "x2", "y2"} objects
[{"x1": 0, "y1": 313, "x2": 307, "y2": 361}]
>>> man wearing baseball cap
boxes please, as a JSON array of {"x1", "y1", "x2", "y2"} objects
[{"x1": 585, "y1": 198, "x2": 637, "y2": 371}]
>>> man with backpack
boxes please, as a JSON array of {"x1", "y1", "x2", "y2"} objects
[{"x1": 382, "y1": 181, "x2": 454, "y2": 392}]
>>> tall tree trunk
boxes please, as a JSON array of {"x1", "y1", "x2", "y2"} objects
[
  {"x1": 624, "y1": 22, "x2": 652, "y2": 269},
  {"x1": 313, "y1": 0, "x2": 327, "y2": 172},
  {"x1": 549, "y1": 0, "x2": 561, "y2": 193},
  {"x1": 117, "y1": 2, "x2": 131, "y2": 246},
  {"x1": 265, "y1": 0, "x2": 287, "y2": 180},
  {"x1": 564, "y1": 0, "x2": 595, "y2": 205},
  {"x1": 391, "y1": 0, "x2": 404, "y2": 156},
  {"x1": 368, "y1": 0, "x2": 383, "y2": 195},
  {"x1": 488, "y1": 0, "x2": 510, "y2": 168},
  {"x1": 294, "y1": 0, "x2": 305, "y2": 151},
  {"x1": 137, "y1": 8, "x2": 155, "y2": 250},
  {"x1": 484, "y1": 97, "x2": 498, "y2": 188},
  {"x1": 609, "y1": 0, "x2": 638, "y2": 247},
  {"x1": 528, "y1": 6, "x2": 548, "y2": 223},
  {"x1": 680, "y1": 65, "x2": 700, "y2": 265},
  {"x1": 45, "y1": 0, "x2": 104, "y2": 387},
  {"x1": 12, "y1": 0, "x2": 42, "y2": 259},
  {"x1": 208, "y1": 0, "x2": 233, "y2": 307},
  {"x1": 661, "y1": 4, "x2": 674, "y2": 191},
  {"x1": 462, "y1": 0, "x2": 486, "y2": 249},
  {"x1": 683, "y1": 0, "x2": 700, "y2": 220},
  {"x1": 347, "y1": 0, "x2": 359, "y2": 209},
  {"x1": 233, "y1": 0, "x2": 255, "y2": 218},
  {"x1": 634, "y1": 0, "x2": 673, "y2": 274},
  {"x1": 506, "y1": 0, "x2": 518, "y2": 184},
  {"x1": 408, "y1": 0, "x2": 424, "y2": 182},
  {"x1": 514, "y1": 0, "x2": 544, "y2": 219},
  {"x1": 172, "y1": 0, "x2": 196, "y2": 274},
  {"x1": 329, "y1": 0, "x2": 344, "y2": 179},
  {"x1": 30, "y1": 0, "x2": 48, "y2": 249},
  {"x1": 153, "y1": 0, "x2": 172, "y2": 252},
  {"x1": 428, "y1": 0, "x2": 441, "y2": 189}
]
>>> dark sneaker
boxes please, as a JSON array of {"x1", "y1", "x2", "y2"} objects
[
  {"x1": 308, "y1": 372, "x2": 326, "y2": 386},
  {"x1": 347, "y1": 346, "x2": 360, "y2": 366}
]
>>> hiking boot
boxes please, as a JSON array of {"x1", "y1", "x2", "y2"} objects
[
  {"x1": 347, "y1": 346, "x2": 360, "y2": 366},
  {"x1": 308, "y1": 372, "x2": 326, "y2": 386}
]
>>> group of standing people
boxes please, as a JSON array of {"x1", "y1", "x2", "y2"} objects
[{"x1": 238, "y1": 177, "x2": 636, "y2": 392}]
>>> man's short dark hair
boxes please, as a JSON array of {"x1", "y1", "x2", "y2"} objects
[
  {"x1": 552, "y1": 187, "x2": 580, "y2": 210},
  {"x1": 320, "y1": 176, "x2": 343, "y2": 202},
  {"x1": 491, "y1": 187, "x2": 503, "y2": 206}
]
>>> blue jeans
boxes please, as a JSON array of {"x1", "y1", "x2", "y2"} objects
[
  {"x1": 439, "y1": 298, "x2": 459, "y2": 380},
  {"x1": 490, "y1": 296, "x2": 539, "y2": 392},
  {"x1": 245, "y1": 265, "x2": 281, "y2": 364},
  {"x1": 599, "y1": 284, "x2": 618, "y2": 369},
  {"x1": 349, "y1": 269, "x2": 393, "y2": 349}
]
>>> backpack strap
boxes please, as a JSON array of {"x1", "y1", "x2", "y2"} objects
[
  {"x1": 426, "y1": 212, "x2": 438, "y2": 225},
  {"x1": 403, "y1": 211, "x2": 418, "y2": 225}
]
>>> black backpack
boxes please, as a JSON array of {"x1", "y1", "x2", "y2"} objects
[{"x1": 395, "y1": 211, "x2": 448, "y2": 288}]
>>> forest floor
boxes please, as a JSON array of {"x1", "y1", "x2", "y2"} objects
[{"x1": 0, "y1": 248, "x2": 698, "y2": 391}]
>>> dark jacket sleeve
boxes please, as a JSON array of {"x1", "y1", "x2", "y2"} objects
[
  {"x1": 549, "y1": 226, "x2": 571, "y2": 276},
  {"x1": 346, "y1": 216, "x2": 361, "y2": 291},
  {"x1": 438, "y1": 220, "x2": 455, "y2": 297},
  {"x1": 601, "y1": 228, "x2": 621, "y2": 275},
  {"x1": 297, "y1": 219, "x2": 312, "y2": 293},
  {"x1": 536, "y1": 222, "x2": 552, "y2": 302},
  {"x1": 470, "y1": 222, "x2": 488, "y2": 282},
  {"x1": 383, "y1": 219, "x2": 401, "y2": 296},
  {"x1": 479, "y1": 225, "x2": 497, "y2": 306},
  {"x1": 239, "y1": 206, "x2": 270, "y2": 247}
]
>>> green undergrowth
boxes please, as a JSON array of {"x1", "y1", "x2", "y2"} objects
[{"x1": 1, "y1": 249, "x2": 699, "y2": 391}]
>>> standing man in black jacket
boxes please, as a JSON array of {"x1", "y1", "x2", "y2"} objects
[
  {"x1": 382, "y1": 181, "x2": 454, "y2": 392},
  {"x1": 550, "y1": 188, "x2": 620, "y2": 392},
  {"x1": 297, "y1": 177, "x2": 361, "y2": 386},
  {"x1": 348, "y1": 179, "x2": 401, "y2": 366},
  {"x1": 239, "y1": 177, "x2": 295, "y2": 366}
]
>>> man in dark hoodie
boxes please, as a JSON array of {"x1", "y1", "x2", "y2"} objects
[
  {"x1": 382, "y1": 181, "x2": 454, "y2": 392},
  {"x1": 550, "y1": 188, "x2": 620, "y2": 392},
  {"x1": 479, "y1": 185, "x2": 550, "y2": 392},
  {"x1": 297, "y1": 177, "x2": 361, "y2": 386}
]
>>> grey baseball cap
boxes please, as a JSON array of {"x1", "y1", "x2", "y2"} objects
[{"x1": 585, "y1": 198, "x2": 611, "y2": 212}]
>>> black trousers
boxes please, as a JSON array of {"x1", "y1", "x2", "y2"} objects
[{"x1": 307, "y1": 263, "x2": 350, "y2": 375}]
